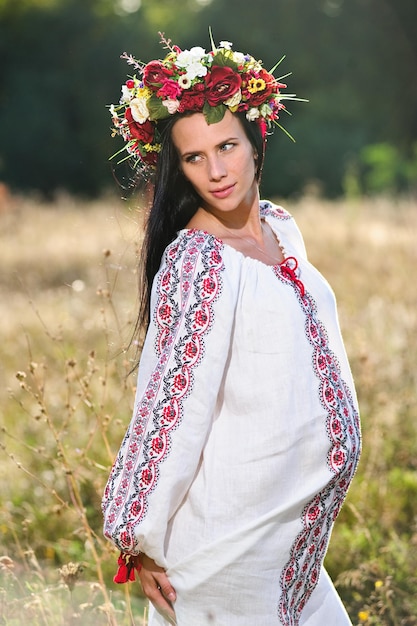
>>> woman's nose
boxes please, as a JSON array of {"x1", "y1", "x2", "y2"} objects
[{"x1": 207, "y1": 156, "x2": 227, "y2": 181}]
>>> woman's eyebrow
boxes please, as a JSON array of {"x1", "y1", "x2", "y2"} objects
[{"x1": 180, "y1": 136, "x2": 240, "y2": 158}]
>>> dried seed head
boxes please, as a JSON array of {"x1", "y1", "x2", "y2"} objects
[
  {"x1": 59, "y1": 562, "x2": 84, "y2": 591},
  {"x1": 0, "y1": 556, "x2": 14, "y2": 571}
]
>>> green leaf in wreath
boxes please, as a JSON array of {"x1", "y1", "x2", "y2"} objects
[
  {"x1": 203, "y1": 102, "x2": 226, "y2": 124},
  {"x1": 147, "y1": 94, "x2": 171, "y2": 121},
  {"x1": 211, "y1": 50, "x2": 239, "y2": 71}
]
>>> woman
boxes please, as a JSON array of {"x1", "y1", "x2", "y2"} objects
[{"x1": 102, "y1": 36, "x2": 361, "y2": 626}]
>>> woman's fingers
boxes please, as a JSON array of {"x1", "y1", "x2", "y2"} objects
[
  {"x1": 139, "y1": 554, "x2": 177, "y2": 623},
  {"x1": 158, "y1": 575, "x2": 177, "y2": 603},
  {"x1": 140, "y1": 555, "x2": 176, "y2": 600},
  {"x1": 144, "y1": 582, "x2": 177, "y2": 624},
  {"x1": 145, "y1": 583, "x2": 176, "y2": 623}
]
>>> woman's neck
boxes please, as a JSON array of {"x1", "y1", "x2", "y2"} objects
[{"x1": 186, "y1": 197, "x2": 285, "y2": 266}]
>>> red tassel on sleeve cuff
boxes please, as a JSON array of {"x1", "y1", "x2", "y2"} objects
[{"x1": 113, "y1": 552, "x2": 142, "y2": 584}]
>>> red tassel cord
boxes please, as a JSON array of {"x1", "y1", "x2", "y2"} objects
[
  {"x1": 280, "y1": 257, "x2": 305, "y2": 297},
  {"x1": 113, "y1": 552, "x2": 142, "y2": 584}
]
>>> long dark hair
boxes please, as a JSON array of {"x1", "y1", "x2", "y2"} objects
[{"x1": 134, "y1": 111, "x2": 265, "y2": 347}]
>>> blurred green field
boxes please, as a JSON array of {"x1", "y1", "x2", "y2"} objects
[{"x1": 1, "y1": 194, "x2": 416, "y2": 625}]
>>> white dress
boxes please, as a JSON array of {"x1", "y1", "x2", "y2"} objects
[{"x1": 102, "y1": 201, "x2": 361, "y2": 625}]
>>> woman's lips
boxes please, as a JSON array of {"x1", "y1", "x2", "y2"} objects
[{"x1": 210, "y1": 184, "x2": 235, "y2": 199}]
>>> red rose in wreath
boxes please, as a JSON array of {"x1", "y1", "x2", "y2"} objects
[
  {"x1": 178, "y1": 89, "x2": 206, "y2": 113},
  {"x1": 205, "y1": 66, "x2": 242, "y2": 106},
  {"x1": 143, "y1": 60, "x2": 174, "y2": 88},
  {"x1": 125, "y1": 108, "x2": 154, "y2": 144}
]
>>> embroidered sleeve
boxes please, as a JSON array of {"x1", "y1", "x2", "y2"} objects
[{"x1": 102, "y1": 231, "x2": 233, "y2": 563}]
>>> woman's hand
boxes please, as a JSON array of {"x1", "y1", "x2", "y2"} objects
[{"x1": 138, "y1": 554, "x2": 177, "y2": 625}]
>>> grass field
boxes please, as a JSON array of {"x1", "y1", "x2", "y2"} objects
[{"x1": 0, "y1": 193, "x2": 416, "y2": 625}]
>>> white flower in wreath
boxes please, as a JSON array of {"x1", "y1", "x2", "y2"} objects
[
  {"x1": 176, "y1": 47, "x2": 208, "y2": 80},
  {"x1": 246, "y1": 107, "x2": 261, "y2": 121},
  {"x1": 121, "y1": 85, "x2": 134, "y2": 103},
  {"x1": 130, "y1": 97, "x2": 150, "y2": 123},
  {"x1": 224, "y1": 90, "x2": 242, "y2": 110},
  {"x1": 162, "y1": 99, "x2": 180, "y2": 114},
  {"x1": 232, "y1": 51, "x2": 246, "y2": 65},
  {"x1": 176, "y1": 46, "x2": 206, "y2": 66},
  {"x1": 185, "y1": 62, "x2": 208, "y2": 81},
  {"x1": 178, "y1": 75, "x2": 192, "y2": 89}
]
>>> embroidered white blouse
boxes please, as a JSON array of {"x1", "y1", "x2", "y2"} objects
[{"x1": 102, "y1": 201, "x2": 361, "y2": 626}]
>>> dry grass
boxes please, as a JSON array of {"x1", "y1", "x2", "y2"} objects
[{"x1": 0, "y1": 192, "x2": 416, "y2": 625}]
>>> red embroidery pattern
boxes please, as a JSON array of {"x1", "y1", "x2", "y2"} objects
[
  {"x1": 264, "y1": 201, "x2": 360, "y2": 623},
  {"x1": 260, "y1": 200, "x2": 292, "y2": 222},
  {"x1": 102, "y1": 232, "x2": 224, "y2": 553},
  {"x1": 272, "y1": 279, "x2": 361, "y2": 625}
]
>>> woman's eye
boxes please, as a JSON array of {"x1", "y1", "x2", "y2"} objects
[
  {"x1": 220, "y1": 142, "x2": 235, "y2": 152},
  {"x1": 185, "y1": 154, "x2": 201, "y2": 163}
]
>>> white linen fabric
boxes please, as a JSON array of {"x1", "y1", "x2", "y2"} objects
[{"x1": 102, "y1": 201, "x2": 361, "y2": 625}]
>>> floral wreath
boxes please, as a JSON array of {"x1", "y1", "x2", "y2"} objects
[{"x1": 109, "y1": 32, "x2": 301, "y2": 171}]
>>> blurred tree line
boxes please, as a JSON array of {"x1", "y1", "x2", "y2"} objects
[{"x1": 0, "y1": 0, "x2": 416, "y2": 198}]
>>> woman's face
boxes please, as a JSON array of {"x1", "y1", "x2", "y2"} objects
[{"x1": 171, "y1": 111, "x2": 259, "y2": 216}]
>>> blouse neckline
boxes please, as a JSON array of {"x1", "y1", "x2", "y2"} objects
[{"x1": 178, "y1": 208, "x2": 293, "y2": 269}]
